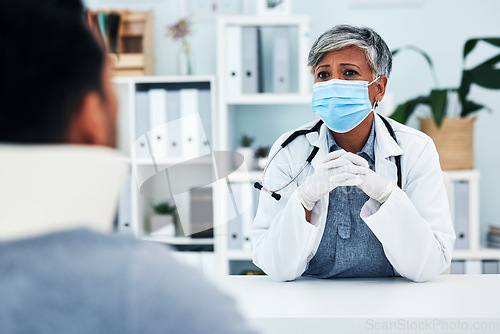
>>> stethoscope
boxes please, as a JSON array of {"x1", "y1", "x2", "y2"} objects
[{"x1": 254, "y1": 115, "x2": 402, "y2": 200}]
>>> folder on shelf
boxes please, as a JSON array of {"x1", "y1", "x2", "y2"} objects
[
  {"x1": 166, "y1": 90, "x2": 182, "y2": 158},
  {"x1": 465, "y1": 259, "x2": 482, "y2": 274},
  {"x1": 189, "y1": 187, "x2": 213, "y2": 238},
  {"x1": 148, "y1": 89, "x2": 168, "y2": 160},
  {"x1": 134, "y1": 91, "x2": 150, "y2": 158},
  {"x1": 116, "y1": 174, "x2": 134, "y2": 236},
  {"x1": 241, "y1": 26, "x2": 260, "y2": 94},
  {"x1": 227, "y1": 216, "x2": 243, "y2": 250},
  {"x1": 226, "y1": 26, "x2": 242, "y2": 95},
  {"x1": 198, "y1": 89, "x2": 212, "y2": 149},
  {"x1": 482, "y1": 260, "x2": 499, "y2": 274},
  {"x1": 227, "y1": 183, "x2": 244, "y2": 250},
  {"x1": 179, "y1": 89, "x2": 210, "y2": 160},
  {"x1": 453, "y1": 180, "x2": 469, "y2": 249},
  {"x1": 272, "y1": 26, "x2": 291, "y2": 93},
  {"x1": 240, "y1": 183, "x2": 255, "y2": 252},
  {"x1": 450, "y1": 260, "x2": 465, "y2": 274},
  {"x1": 227, "y1": 182, "x2": 254, "y2": 252}
]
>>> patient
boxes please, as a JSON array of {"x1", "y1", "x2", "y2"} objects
[{"x1": 0, "y1": 1, "x2": 256, "y2": 333}]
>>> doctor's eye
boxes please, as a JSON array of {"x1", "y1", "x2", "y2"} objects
[
  {"x1": 343, "y1": 69, "x2": 360, "y2": 77},
  {"x1": 317, "y1": 71, "x2": 330, "y2": 80}
]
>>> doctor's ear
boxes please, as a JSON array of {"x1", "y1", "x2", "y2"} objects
[{"x1": 374, "y1": 76, "x2": 388, "y2": 102}]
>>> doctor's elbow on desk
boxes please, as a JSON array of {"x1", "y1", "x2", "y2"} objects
[
  {"x1": 400, "y1": 250, "x2": 453, "y2": 283},
  {"x1": 252, "y1": 252, "x2": 303, "y2": 282}
]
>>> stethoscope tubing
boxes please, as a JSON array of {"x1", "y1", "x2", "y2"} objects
[{"x1": 255, "y1": 115, "x2": 401, "y2": 201}]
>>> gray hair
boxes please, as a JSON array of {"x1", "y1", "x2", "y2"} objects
[{"x1": 308, "y1": 25, "x2": 392, "y2": 78}]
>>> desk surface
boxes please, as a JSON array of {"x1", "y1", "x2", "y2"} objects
[{"x1": 214, "y1": 275, "x2": 500, "y2": 334}]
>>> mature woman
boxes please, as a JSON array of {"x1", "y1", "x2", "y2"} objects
[{"x1": 251, "y1": 25, "x2": 455, "y2": 282}]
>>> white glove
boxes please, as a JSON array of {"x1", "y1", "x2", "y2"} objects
[
  {"x1": 337, "y1": 162, "x2": 394, "y2": 204},
  {"x1": 297, "y1": 150, "x2": 369, "y2": 211}
]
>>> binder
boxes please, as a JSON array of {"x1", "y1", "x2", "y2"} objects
[
  {"x1": 198, "y1": 89, "x2": 212, "y2": 150},
  {"x1": 134, "y1": 91, "x2": 150, "y2": 158},
  {"x1": 226, "y1": 26, "x2": 242, "y2": 95},
  {"x1": 132, "y1": 134, "x2": 152, "y2": 163},
  {"x1": 116, "y1": 174, "x2": 134, "y2": 236},
  {"x1": 234, "y1": 182, "x2": 254, "y2": 252},
  {"x1": 482, "y1": 260, "x2": 499, "y2": 274},
  {"x1": 450, "y1": 260, "x2": 465, "y2": 274},
  {"x1": 166, "y1": 90, "x2": 182, "y2": 158},
  {"x1": 189, "y1": 187, "x2": 213, "y2": 238},
  {"x1": 272, "y1": 26, "x2": 290, "y2": 93},
  {"x1": 227, "y1": 216, "x2": 243, "y2": 250},
  {"x1": 180, "y1": 89, "x2": 210, "y2": 160},
  {"x1": 241, "y1": 26, "x2": 260, "y2": 94},
  {"x1": 227, "y1": 183, "x2": 243, "y2": 250},
  {"x1": 453, "y1": 180, "x2": 469, "y2": 249},
  {"x1": 148, "y1": 89, "x2": 168, "y2": 160},
  {"x1": 465, "y1": 260, "x2": 482, "y2": 274}
]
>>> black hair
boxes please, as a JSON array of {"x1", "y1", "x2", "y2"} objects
[{"x1": 0, "y1": 0, "x2": 106, "y2": 143}]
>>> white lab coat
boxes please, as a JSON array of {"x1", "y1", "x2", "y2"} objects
[{"x1": 251, "y1": 114, "x2": 455, "y2": 282}]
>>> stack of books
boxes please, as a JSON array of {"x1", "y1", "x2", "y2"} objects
[{"x1": 486, "y1": 225, "x2": 500, "y2": 248}]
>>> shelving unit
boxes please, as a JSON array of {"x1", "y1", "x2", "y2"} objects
[
  {"x1": 444, "y1": 170, "x2": 500, "y2": 274},
  {"x1": 113, "y1": 75, "x2": 217, "y2": 253},
  {"x1": 88, "y1": 10, "x2": 154, "y2": 76},
  {"x1": 213, "y1": 15, "x2": 311, "y2": 275},
  {"x1": 115, "y1": 10, "x2": 154, "y2": 76}
]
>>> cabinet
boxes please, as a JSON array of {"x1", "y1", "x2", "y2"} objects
[
  {"x1": 113, "y1": 76, "x2": 217, "y2": 274},
  {"x1": 444, "y1": 170, "x2": 500, "y2": 274},
  {"x1": 88, "y1": 10, "x2": 154, "y2": 76},
  {"x1": 213, "y1": 16, "x2": 312, "y2": 275}
]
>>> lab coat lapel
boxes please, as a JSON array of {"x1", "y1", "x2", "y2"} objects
[
  {"x1": 305, "y1": 122, "x2": 330, "y2": 172},
  {"x1": 374, "y1": 114, "x2": 404, "y2": 187}
]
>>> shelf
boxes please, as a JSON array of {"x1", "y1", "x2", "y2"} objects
[
  {"x1": 452, "y1": 248, "x2": 500, "y2": 260},
  {"x1": 225, "y1": 93, "x2": 312, "y2": 105},
  {"x1": 113, "y1": 75, "x2": 216, "y2": 84},
  {"x1": 227, "y1": 250, "x2": 253, "y2": 260},
  {"x1": 218, "y1": 15, "x2": 310, "y2": 26},
  {"x1": 229, "y1": 170, "x2": 262, "y2": 183},
  {"x1": 133, "y1": 156, "x2": 214, "y2": 166},
  {"x1": 141, "y1": 235, "x2": 214, "y2": 246}
]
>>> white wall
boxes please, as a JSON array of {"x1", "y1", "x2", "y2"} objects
[{"x1": 86, "y1": 0, "x2": 500, "y2": 243}]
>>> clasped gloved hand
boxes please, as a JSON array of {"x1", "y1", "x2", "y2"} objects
[
  {"x1": 297, "y1": 149, "x2": 394, "y2": 211},
  {"x1": 297, "y1": 149, "x2": 369, "y2": 211}
]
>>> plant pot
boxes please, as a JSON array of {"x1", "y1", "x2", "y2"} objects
[
  {"x1": 236, "y1": 147, "x2": 256, "y2": 170},
  {"x1": 257, "y1": 157, "x2": 268, "y2": 170},
  {"x1": 149, "y1": 214, "x2": 176, "y2": 236},
  {"x1": 419, "y1": 116, "x2": 476, "y2": 170}
]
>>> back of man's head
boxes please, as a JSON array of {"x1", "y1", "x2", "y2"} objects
[{"x1": 0, "y1": 0, "x2": 106, "y2": 144}]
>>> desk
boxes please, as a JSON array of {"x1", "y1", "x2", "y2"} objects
[{"x1": 214, "y1": 275, "x2": 500, "y2": 334}]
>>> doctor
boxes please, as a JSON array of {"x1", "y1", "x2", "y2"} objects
[{"x1": 252, "y1": 25, "x2": 455, "y2": 282}]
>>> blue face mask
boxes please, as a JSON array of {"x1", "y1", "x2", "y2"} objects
[{"x1": 311, "y1": 78, "x2": 379, "y2": 133}]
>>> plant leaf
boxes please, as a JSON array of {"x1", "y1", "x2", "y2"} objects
[
  {"x1": 461, "y1": 100, "x2": 486, "y2": 117},
  {"x1": 463, "y1": 38, "x2": 500, "y2": 59},
  {"x1": 389, "y1": 95, "x2": 430, "y2": 125},
  {"x1": 464, "y1": 39, "x2": 479, "y2": 59},
  {"x1": 457, "y1": 71, "x2": 473, "y2": 108},
  {"x1": 429, "y1": 89, "x2": 448, "y2": 127},
  {"x1": 467, "y1": 68, "x2": 500, "y2": 89},
  {"x1": 471, "y1": 53, "x2": 500, "y2": 71}
]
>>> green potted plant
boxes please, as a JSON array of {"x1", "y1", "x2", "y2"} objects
[
  {"x1": 390, "y1": 38, "x2": 500, "y2": 170},
  {"x1": 149, "y1": 201, "x2": 177, "y2": 236},
  {"x1": 255, "y1": 146, "x2": 270, "y2": 170},
  {"x1": 236, "y1": 134, "x2": 256, "y2": 170}
]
